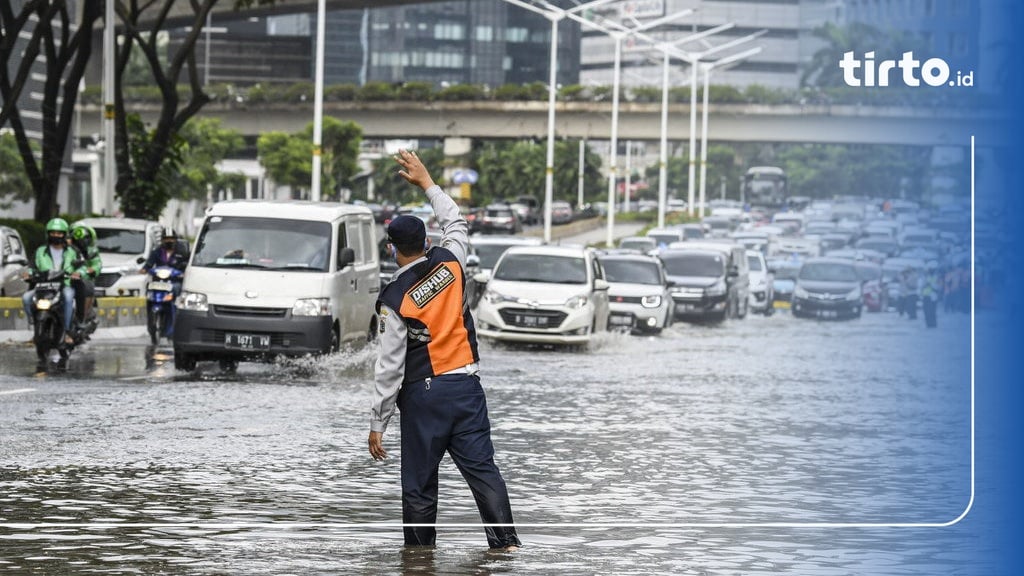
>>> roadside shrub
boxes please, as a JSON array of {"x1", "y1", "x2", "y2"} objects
[
  {"x1": 357, "y1": 81, "x2": 397, "y2": 101},
  {"x1": 558, "y1": 84, "x2": 586, "y2": 101},
  {"x1": 397, "y1": 81, "x2": 434, "y2": 101},
  {"x1": 283, "y1": 82, "x2": 315, "y2": 103},
  {"x1": 325, "y1": 83, "x2": 358, "y2": 102},
  {"x1": 436, "y1": 83, "x2": 487, "y2": 101},
  {"x1": 630, "y1": 86, "x2": 662, "y2": 103}
]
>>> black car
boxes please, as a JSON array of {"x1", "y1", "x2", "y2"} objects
[
  {"x1": 791, "y1": 257, "x2": 863, "y2": 320},
  {"x1": 660, "y1": 247, "x2": 744, "y2": 322}
]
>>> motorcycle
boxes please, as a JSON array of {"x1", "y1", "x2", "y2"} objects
[
  {"x1": 27, "y1": 270, "x2": 75, "y2": 371},
  {"x1": 146, "y1": 266, "x2": 183, "y2": 345}
]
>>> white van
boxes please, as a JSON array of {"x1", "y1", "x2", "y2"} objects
[{"x1": 172, "y1": 201, "x2": 379, "y2": 371}]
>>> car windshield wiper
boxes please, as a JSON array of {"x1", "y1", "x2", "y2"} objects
[
  {"x1": 203, "y1": 261, "x2": 267, "y2": 269},
  {"x1": 267, "y1": 264, "x2": 324, "y2": 271}
]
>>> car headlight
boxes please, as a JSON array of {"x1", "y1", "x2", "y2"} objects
[
  {"x1": 483, "y1": 289, "x2": 515, "y2": 304},
  {"x1": 565, "y1": 294, "x2": 589, "y2": 309},
  {"x1": 641, "y1": 294, "x2": 663, "y2": 308},
  {"x1": 705, "y1": 280, "x2": 727, "y2": 296},
  {"x1": 293, "y1": 298, "x2": 332, "y2": 316},
  {"x1": 793, "y1": 285, "x2": 810, "y2": 299},
  {"x1": 845, "y1": 287, "x2": 862, "y2": 301},
  {"x1": 177, "y1": 291, "x2": 208, "y2": 312}
]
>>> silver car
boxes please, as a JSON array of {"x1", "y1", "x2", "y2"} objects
[
  {"x1": 599, "y1": 253, "x2": 674, "y2": 334},
  {"x1": 1, "y1": 226, "x2": 30, "y2": 297}
]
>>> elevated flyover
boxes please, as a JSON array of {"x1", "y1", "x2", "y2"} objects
[{"x1": 79, "y1": 100, "x2": 998, "y2": 147}]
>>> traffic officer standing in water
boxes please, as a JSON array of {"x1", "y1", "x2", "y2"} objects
[{"x1": 368, "y1": 149, "x2": 521, "y2": 552}]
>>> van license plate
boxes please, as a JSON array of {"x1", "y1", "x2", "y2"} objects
[{"x1": 225, "y1": 333, "x2": 270, "y2": 350}]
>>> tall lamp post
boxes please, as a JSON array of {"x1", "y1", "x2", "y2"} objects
[
  {"x1": 649, "y1": 23, "x2": 735, "y2": 228},
  {"x1": 102, "y1": 0, "x2": 115, "y2": 214},
  {"x1": 311, "y1": 0, "x2": 327, "y2": 201},
  {"x1": 501, "y1": 0, "x2": 622, "y2": 243},
  {"x1": 675, "y1": 30, "x2": 766, "y2": 216},
  {"x1": 598, "y1": 8, "x2": 694, "y2": 247},
  {"x1": 697, "y1": 47, "x2": 762, "y2": 218}
]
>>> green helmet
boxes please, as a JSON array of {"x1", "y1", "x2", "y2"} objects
[
  {"x1": 70, "y1": 223, "x2": 95, "y2": 243},
  {"x1": 46, "y1": 218, "x2": 70, "y2": 233}
]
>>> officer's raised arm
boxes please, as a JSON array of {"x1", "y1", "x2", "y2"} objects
[{"x1": 394, "y1": 149, "x2": 469, "y2": 268}]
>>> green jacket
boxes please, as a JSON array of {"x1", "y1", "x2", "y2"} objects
[
  {"x1": 31, "y1": 245, "x2": 84, "y2": 286},
  {"x1": 76, "y1": 244, "x2": 103, "y2": 280}
]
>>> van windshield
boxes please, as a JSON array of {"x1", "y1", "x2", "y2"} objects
[{"x1": 193, "y1": 217, "x2": 332, "y2": 271}]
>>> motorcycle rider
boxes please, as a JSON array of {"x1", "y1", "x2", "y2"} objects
[
  {"x1": 142, "y1": 228, "x2": 189, "y2": 330},
  {"x1": 69, "y1": 222, "x2": 102, "y2": 330},
  {"x1": 20, "y1": 218, "x2": 82, "y2": 344}
]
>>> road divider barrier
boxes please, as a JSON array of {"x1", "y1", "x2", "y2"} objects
[{"x1": 0, "y1": 297, "x2": 148, "y2": 332}]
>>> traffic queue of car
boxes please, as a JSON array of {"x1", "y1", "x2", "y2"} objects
[
  {"x1": 4, "y1": 193, "x2": 974, "y2": 371},
  {"x1": 460, "y1": 195, "x2": 972, "y2": 348}
]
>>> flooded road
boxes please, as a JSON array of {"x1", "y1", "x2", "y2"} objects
[{"x1": 0, "y1": 311, "x2": 982, "y2": 574}]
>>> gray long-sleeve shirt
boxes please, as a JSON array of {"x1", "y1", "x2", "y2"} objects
[{"x1": 370, "y1": 185, "x2": 471, "y2": 433}]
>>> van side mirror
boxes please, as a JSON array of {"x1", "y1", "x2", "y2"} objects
[
  {"x1": 337, "y1": 247, "x2": 355, "y2": 270},
  {"x1": 727, "y1": 266, "x2": 739, "y2": 278},
  {"x1": 466, "y1": 254, "x2": 480, "y2": 269},
  {"x1": 665, "y1": 279, "x2": 676, "y2": 287},
  {"x1": 594, "y1": 278, "x2": 609, "y2": 291},
  {"x1": 472, "y1": 270, "x2": 491, "y2": 285},
  {"x1": 136, "y1": 256, "x2": 146, "y2": 265}
]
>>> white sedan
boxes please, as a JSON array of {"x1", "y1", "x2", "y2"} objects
[{"x1": 475, "y1": 245, "x2": 610, "y2": 347}]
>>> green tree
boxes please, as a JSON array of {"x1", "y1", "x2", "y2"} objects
[
  {"x1": 0, "y1": 0, "x2": 102, "y2": 222},
  {"x1": 168, "y1": 118, "x2": 245, "y2": 201},
  {"x1": 258, "y1": 131, "x2": 313, "y2": 195},
  {"x1": 301, "y1": 117, "x2": 363, "y2": 201},
  {"x1": 0, "y1": 132, "x2": 32, "y2": 210},
  {"x1": 775, "y1": 144, "x2": 929, "y2": 199},
  {"x1": 644, "y1": 153, "x2": 690, "y2": 200},
  {"x1": 369, "y1": 147, "x2": 446, "y2": 206},
  {"x1": 112, "y1": 0, "x2": 279, "y2": 219},
  {"x1": 473, "y1": 139, "x2": 603, "y2": 206}
]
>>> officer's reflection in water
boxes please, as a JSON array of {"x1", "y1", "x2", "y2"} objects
[{"x1": 368, "y1": 149, "x2": 521, "y2": 552}]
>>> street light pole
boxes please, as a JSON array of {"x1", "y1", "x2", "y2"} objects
[
  {"x1": 102, "y1": 0, "x2": 115, "y2": 214},
  {"x1": 650, "y1": 23, "x2": 734, "y2": 228},
  {"x1": 554, "y1": 6, "x2": 694, "y2": 247},
  {"x1": 670, "y1": 29, "x2": 765, "y2": 218},
  {"x1": 502, "y1": 0, "x2": 622, "y2": 243},
  {"x1": 698, "y1": 46, "x2": 762, "y2": 219},
  {"x1": 311, "y1": 0, "x2": 326, "y2": 202}
]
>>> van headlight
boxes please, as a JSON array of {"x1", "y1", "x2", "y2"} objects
[
  {"x1": 705, "y1": 280, "x2": 727, "y2": 296},
  {"x1": 293, "y1": 298, "x2": 332, "y2": 316},
  {"x1": 845, "y1": 287, "x2": 862, "y2": 301},
  {"x1": 565, "y1": 294, "x2": 589, "y2": 309},
  {"x1": 641, "y1": 295, "x2": 663, "y2": 308},
  {"x1": 177, "y1": 291, "x2": 209, "y2": 312}
]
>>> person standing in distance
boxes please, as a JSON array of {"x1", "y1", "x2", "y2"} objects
[{"x1": 368, "y1": 149, "x2": 521, "y2": 552}]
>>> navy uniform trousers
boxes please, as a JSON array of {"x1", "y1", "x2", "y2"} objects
[{"x1": 397, "y1": 372, "x2": 521, "y2": 549}]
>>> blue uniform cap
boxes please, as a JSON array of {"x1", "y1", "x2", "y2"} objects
[{"x1": 387, "y1": 215, "x2": 426, "y2": 247}]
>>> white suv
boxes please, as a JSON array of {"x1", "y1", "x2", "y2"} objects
[
  {"x1": 475, "y1": 245, "x2": 610, "y2": 347},
  {"x1": 75, "y1": 217, "x2": 164, "y2": 297}
]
